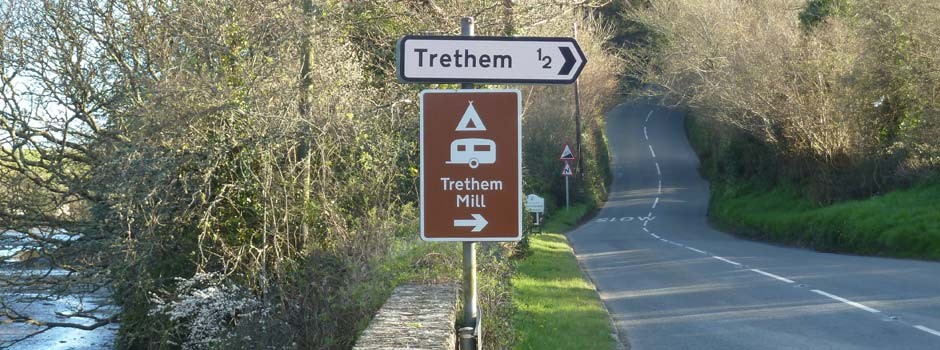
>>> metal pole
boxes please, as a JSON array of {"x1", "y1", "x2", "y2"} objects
[
  {"x1": 573, "y1": 23, "x2": 583, "y2": 176},
  {"x1": 461, "y1": 242, "x2": 477, "y2": 332},
  {"x1": 565, "y1": 176, "x2": 570, "y2": 209},
  {"x1": 458, "y1": 16, "x2": 480, "y2": 350}
]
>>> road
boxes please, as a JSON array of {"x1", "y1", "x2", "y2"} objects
[{"x1": 566, "y1": 101, "x2": 940, "y2": 350}]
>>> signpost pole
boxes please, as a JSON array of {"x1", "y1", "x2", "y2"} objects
[
  {"x1": 573, "y1": 23, "x2": 583, "y2": 176},
  {"x1": 458, "y1": 16, "x2": 480, "y2": 350},
  {"x1": 404, "y1": 18, "x2": 579, "y2": 350},
  {"x1": 565, "y1": 175, "x2": 570, "y2": 209}
]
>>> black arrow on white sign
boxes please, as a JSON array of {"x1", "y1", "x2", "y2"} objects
[{"x1": 558, "y1": 46, "x2": 576, "y2": 75}]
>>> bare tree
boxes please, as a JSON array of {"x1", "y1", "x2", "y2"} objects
[{"x1": 0, "y1": 0, "x2": 135, "y2": 345}]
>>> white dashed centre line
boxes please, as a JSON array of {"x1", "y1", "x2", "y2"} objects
[
  {"x1": 713, "y1": 256, "x2": 743, "y2": 266},
  {"x1": 750, "y1": 269, "x2": 795, "y2": 283},
  {"x1": 644, "y1": 126, "x2": 648, "y2": 140},
  {"x1": 655, "y1": 163, "x2": 661, "y2": 175},
  {"x1": 914, "y1": 325, "x2": 940, "y2": 338},
  {"x1": 657, "y1": 180, "x2": 662, "y2": 194},
  {"x1": 811, "y1": 290, "x2": 881, "y2": 313},
  {"x1": 645, "y1": 110, "x2": 653, "y2": 123},
  {"x1": 648, "y1": 145, "x2": 656, "y2": 158},
  {"x1": 652, "y1": 197, "x2": 659, "y2": 209},
  {"x1": 687, "y1": 247, "x2": 706, "y2": 254}
]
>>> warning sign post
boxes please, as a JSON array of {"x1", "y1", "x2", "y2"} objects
[{"x1": 420, "y1": 89, "x2": 522, "y2": 242}]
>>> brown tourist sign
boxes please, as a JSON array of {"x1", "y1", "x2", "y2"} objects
[{"x1": 420, "y1": 90, "x2": 522, "y2": 241}]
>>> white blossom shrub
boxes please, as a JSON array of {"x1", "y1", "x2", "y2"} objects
[{"x1": 150, "y1": 272, "x2": 261, "y2": 350}]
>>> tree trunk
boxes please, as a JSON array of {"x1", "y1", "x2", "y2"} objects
[{"x1": 502, "y1": 0, "x2": 514, "y2": 35}]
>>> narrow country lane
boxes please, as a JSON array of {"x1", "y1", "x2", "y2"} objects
[{"x1": 566, "y1": 101, "x2": 940, "y2": 350}]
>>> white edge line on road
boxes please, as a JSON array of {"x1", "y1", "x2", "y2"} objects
[
  {"x1": 655, "y1": 163, "x2": 661, "y2": 175},
  {"x1": 642, "y1": 227, "x2": 649, "y2": 233},
  {"x1": 650, "y1": 233, "x2": 660, "y2": 239},
  {"x1": 652, "y1": 197, "x2": 659, "y2": 209},
  {"x1": 914, "y1": 325, "x2": 940, "y2": 338},
  {"x1": 811, "y1": 289, "x2": 881, "y2": 313},
  {"x1": 644, "y1": 126, "x2": 648, "y2": 140},
  {"x1": 645, "y1": 110, "x2": 653, "y2": 123},
  {"x1": 648, "y1": 145, "x2": 656, "y2": 158},
  {"x1": 750, "y1": 269, "x2": 795, "y2": 283},
  {"x1": 713, "y1": 256, "x2": 742, "y2": 266},
  {"x1": 687, "y1": 247, "x2": 706, "y2": 254}
]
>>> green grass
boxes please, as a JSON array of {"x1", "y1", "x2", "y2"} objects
[
  {"x1": 711, "y1": 180, "x2": 940, "y2": 260},
  {"x1": 542, "y1": 204, "x2": 593, "y2": 233},
  {"x1": 513, "y1": 204, "x2": 616, "y2": 350}
]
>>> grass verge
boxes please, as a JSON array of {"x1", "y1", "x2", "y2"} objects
[
  {"x1": 710, "y1": 180, "x2": 940, "y2": 260},
  {"x1": 512, "y1": 204, "x2": 616, "y2": 350}
]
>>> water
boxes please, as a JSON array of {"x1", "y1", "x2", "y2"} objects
[{"x1": 0, "y1": 231, "x2": 118, "y2": 349}]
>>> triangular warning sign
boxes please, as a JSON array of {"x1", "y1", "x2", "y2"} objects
[
  {"x1": 559, "y1": 143, "x2": 576, "y2": 160},
  {"x1": 561, "y1": 162, "x2": 574, "y2": 176},
  {"x1": 456, "y1": 101, "x2": 486, "y2": 131}
]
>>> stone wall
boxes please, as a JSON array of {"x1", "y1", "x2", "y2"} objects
[{"x1": 353, "y1": 283, "x2": 459, "y2": 350}]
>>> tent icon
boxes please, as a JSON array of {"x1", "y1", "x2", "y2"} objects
[
  {"x1": 447, "y1": 101, "x2": 495, "y2": 169},
  {"x1": 456, "y1": 101, "x2": 486, "y2": 131}
]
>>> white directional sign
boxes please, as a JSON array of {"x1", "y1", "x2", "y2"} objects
[
  {"x1": 397, "y1": 36, "x2": 587, "y2": 84},
  {"x1": 525, "y1": 194, "x2": 545, "y2": 213}
]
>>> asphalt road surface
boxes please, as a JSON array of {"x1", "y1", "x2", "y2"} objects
[{"x1": 567, "y1": 101, "x2": 940, "y2": 350}]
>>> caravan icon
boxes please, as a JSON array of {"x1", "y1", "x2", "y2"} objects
[{"x1": 447, "y1": 138, "x2": 496, "y2": 169}]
